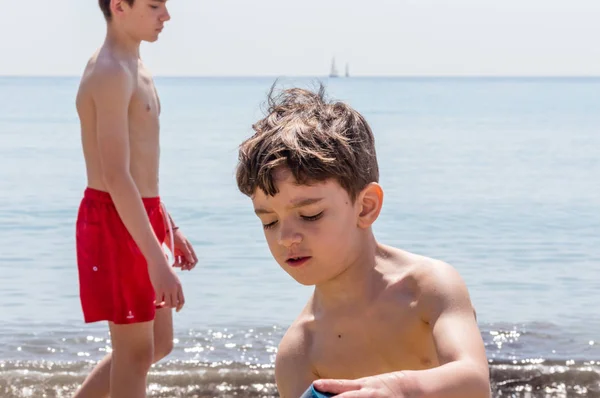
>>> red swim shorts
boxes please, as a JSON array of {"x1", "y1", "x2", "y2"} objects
[{"x1": 75, "y1": 188, "x2": 167, "y2": 325}]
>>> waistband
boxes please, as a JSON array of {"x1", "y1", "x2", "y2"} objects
[{"x1": 83, "y1": 187, "x2": 161, "y2": 207}]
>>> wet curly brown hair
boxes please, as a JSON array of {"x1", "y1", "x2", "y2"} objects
[{"x1": 236, "y1": 83, "x2": 379, "y2": 201}]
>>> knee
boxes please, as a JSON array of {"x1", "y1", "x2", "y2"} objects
[
  {"x1": 154, "y1": 337, "x2": 174, "y2": 362},
  {"x1": 114, "y1": 344, "x2": 154, "y2": 374}
]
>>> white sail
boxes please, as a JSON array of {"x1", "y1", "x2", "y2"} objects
[{"x1": 329, "y1": 58, "x2": 339, "y2": 78}]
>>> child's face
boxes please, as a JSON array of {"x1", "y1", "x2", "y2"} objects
[
  {"x1": 121, "y1": 0, "x2": 171, "y2": 43},
  {"x1": 251, "y1": 168, "x2": 363, "y2": 286}
]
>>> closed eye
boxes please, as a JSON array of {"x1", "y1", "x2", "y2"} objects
[
  {"x1": 301, "y1": 211, "x2": 324, "y2": 222},
  {"x1": 263, "y1": 221, "x2": 278, "y2": 230},
  {"x1": 262, "y1": 211, "x2": 323, "y2": 230}
]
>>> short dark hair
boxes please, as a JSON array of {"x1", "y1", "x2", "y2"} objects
[
  {"x1": 236, "y1": 84, "x2": 379, "y2": 201},
  {"x1": 98, "y1": 0, "x2": 135, "y2": 21}
]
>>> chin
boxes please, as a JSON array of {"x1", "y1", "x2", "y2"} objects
[
  {"x1": 142, "y1": 33, "x2": 160, "y2": 43},
  {"x1": 286, "y1": 269, "x2": 329, "y2": 287},
  {"x1": 291, "y1": 275, "x2": 318, "y2": 286},
  {"x1": 279, "y1": 265, "x2": 313, "y2": 286}
]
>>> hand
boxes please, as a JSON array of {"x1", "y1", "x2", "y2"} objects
[
  {"x1": 313, "y1": 373, "x2": 408, "y2": 398},
  {"x1": 148, "y1": 255, "x2": 185, "y2": 312},
  {"x1": 165, "y1": 228, "x2": 198, "y2": 270}
]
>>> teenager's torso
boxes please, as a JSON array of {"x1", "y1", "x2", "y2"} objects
[{"x1": 76, "y1": 47, "x2": 162, "y2": 198}]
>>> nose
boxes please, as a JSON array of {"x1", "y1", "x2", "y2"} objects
[
  {"x1": 162, "y1": 9, "x2": 171, "y2": 22},
  {"x1": 277, "y1": 222, "x2": 302, "y2": 248}
]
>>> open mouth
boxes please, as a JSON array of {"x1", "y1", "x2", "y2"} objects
[{"x1": 286, "y1": 256, "x2": 311, "y2": 267}]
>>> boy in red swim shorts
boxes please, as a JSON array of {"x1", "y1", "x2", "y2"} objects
[
  {"x1": 76, "y1": 188, "x2": 172, "y2": 325},
  {"x1": 73, "y1": 1, "x2": 198, "y2": 397}
]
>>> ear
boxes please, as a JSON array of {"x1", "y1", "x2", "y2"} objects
[
  {"x1": 111, "y1": 0, "x2": 130, "y2": 18},
  {"x1": 356, "y1": 183, "x2": 384, "y2": 229}
]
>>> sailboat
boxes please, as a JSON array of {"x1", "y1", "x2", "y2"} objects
[
  {"x1": 329, "y1": 58, "x2": 339, "y2": 78},
  {"x1": 345, "y1": 63, "x2": 350, "y2": 78}
]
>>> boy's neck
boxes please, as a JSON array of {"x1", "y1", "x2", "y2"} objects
[
  {"x1": 104, "y1": 24, "x2": 142, "y2": 59},
  {"x1": 313, "y1": 234, "x2": 390, "y2": 312}
]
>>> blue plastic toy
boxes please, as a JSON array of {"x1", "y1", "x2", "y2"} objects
[{"x1": 300, "y1": 384, "x2": 336, "y2": 398}]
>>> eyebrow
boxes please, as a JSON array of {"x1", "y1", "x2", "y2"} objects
[{"x1": 254, "y1": 198, "x2": 324, "y2": 215}]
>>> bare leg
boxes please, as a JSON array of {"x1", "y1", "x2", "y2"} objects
[
  {"x1": 152, "y1": 307, "x2": 175, "y2": 361},
  {"x1": 73, "y1": 308, "x2": 174, "y2": 398},
  {"x1": 109, "y1": 320, "x2": 154, "y2": 398},
  {"x1": 73, "y1": 354, "x2": 113, "y2": 398}
]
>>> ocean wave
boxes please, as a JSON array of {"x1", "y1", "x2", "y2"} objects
[
  {"x1": 1, "y1": 360, "x2": 599, "y2": 398},
  {"x1": 490, "y1": 360, "x2": 600, "y2": 397},
  {"x1": 0, "y1": 323, "x2": 598, "y2": 397}
]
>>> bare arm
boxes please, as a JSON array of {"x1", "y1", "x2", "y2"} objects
[
  {"x1": 166, "y1": 211, "x2": 178, "y2": 231},
  {"x1": 91, "y1": 65, "x2": 166, "y2": 265},
  {"x1": 275, "y1": 326, "x2": 318, "y2": 398},
  {"x1": 399, "y1": 261, "x2": 491, "y2": 397},
  {"x1": 90, "y1": 64, "x2": 183, "y2": 311}
]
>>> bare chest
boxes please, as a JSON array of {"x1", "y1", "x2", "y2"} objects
[
  {"x1": 310, "y1": 306, "x2": 439, "y2": 380},
  {"x1": 128, "y1": 70, "x2": 161, "y2": 145}
]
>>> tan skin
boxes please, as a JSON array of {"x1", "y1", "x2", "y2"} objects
[
  {"x1": 252, "y1": 168, "x2": 490, "y2": 398},
  {"x1": 73, "y1": 1, "x2": 197, "y2": 397}
]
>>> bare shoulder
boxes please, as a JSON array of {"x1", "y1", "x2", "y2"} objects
[
  {"x1": 384, "y1": 247, "x2": 476, "y2": 323},
  {"x1": 93, "y1": 55, "x2": 133, "y2": 95},
  {"x1": 79, "y1": 50, "x2": 135, "y2": 104},
  {"x1": 409, "y1": 255, "x2": 476, "y2": 323},
  {"x1": 275, "y1": 313, "x2": 317, "y2": 398},
  {"x1": 276, "y1": 319, "x2": 310, "y2": 367},
  {"x1": 386, "y1": 248, "x2": 488, "y2": 382}
]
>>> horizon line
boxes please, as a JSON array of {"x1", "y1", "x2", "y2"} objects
[{"x1": 1, "y1": 74, "x2": 600, "y2": 79}]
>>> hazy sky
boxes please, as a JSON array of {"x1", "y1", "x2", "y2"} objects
[{"x1": 1, "y1": 0, "x2": 599, "y2": 76}]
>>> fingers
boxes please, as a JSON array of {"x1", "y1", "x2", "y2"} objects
[
  {"x1": 183, "y1": 242, "x2": 198, "y2": 270},
  {"x1": 177, "y1": 255, "x2": 192, "y2": 271},
  {"x1": 154, "y1": 291, "x2": 166, "y2": 308},
  {"x1": 336, "y1": 392, "x2": 366, "y2": 398},
  {"x1": 167, "y1": 292, "x2": 176, "y2": 310},
  {"x1": 171, "y1": 248, "x2": 189, "y2": 270},
  {"x1": 182, "y1": 244, "x2": 194, "y2": 264},
  {"x1": 160, "y1": 284, "x2": 184, "y2": 312},
  {"x1": 313, "y1": 379, "x2": 361, "y2": 395},
  {"x1": 188, "y1": 242, "x2": 198, "y2": 268},
  {"x1": 172, "y1": 254, "x2": 191, "y2": 270},
  {"x1": 176, "y1": 285, "x2": 185, "y2": 312},
  {"x1": 156, "y1": 290, "x2": 176, "y2": 310},
  {"x1": 176, "y1": 244, "x2": 197, "y2": 271},
  {"x1": 173, "y1": 255, "x2": 184, "y2": 268},
  {"x1": 167, "y1": 251, "x2": 182, "y2": 268},
  {"x1": 170, "y1": 232, "x2": 199, "y2": 271},
  {"x1": 178, "y1": 243, "x2": 196, "y2": 270}
]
